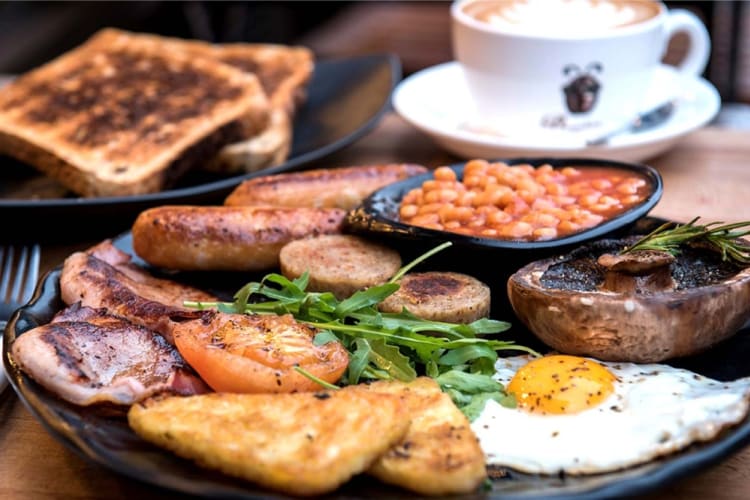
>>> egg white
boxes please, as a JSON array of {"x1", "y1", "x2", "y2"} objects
[{"x1": 471, "y1": 355, "x2": 750, "y2": 475}]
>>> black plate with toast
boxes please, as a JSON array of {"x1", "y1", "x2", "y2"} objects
[
  {"x1": 4, "y1": 229, "x2": 750, "y2": 500},
  {"x1": 0, "y1": 54, "x2": 399, "y2": 242}
]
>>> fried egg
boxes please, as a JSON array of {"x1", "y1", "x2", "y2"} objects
[{"x1": 471, "y1": 354, "x2": 750, "y2": 475}]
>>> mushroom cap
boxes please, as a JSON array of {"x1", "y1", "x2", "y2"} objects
[{"x1": 507, "y1": 252, "x2": 750, "y2": 363}]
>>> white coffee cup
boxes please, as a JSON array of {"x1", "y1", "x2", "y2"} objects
[{"x1": 451, "y1": 0, "x2": 710, "y2": 130}]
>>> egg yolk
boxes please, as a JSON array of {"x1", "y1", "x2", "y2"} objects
[{"x1": 507, "y1": 355, "x2": 616, "y2": 415}]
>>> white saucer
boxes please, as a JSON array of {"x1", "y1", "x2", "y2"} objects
[{"x1": 392, "y1": 62, "x2": 720, "y2": 163}]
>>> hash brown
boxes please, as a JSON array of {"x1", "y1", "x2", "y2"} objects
[
  {"x1": 128, "y1": 388, "x2": 409, "y2": 496},
  {"x1": 364, "y1": 377, "x2": 487, "y2": 495}
]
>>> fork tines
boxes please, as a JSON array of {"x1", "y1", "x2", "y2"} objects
[{"x1": 0, "y1": 244, "x2": 41, "y2": 306}]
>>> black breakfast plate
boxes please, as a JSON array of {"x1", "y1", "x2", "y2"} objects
[
  {"x1": 0, "y1": 54, "x2": 399, "y2": 242},
  {"x1": 4, "y1": 228, "x2": 750, "y2": 499}
]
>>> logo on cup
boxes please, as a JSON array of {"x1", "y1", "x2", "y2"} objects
[{"x1": 562, "y1": 62, "x2": 603, "y2": 114}]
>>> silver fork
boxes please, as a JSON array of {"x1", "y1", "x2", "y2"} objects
[{"x1": 0, "y1": 244, "x2": 41, "y2": 393}]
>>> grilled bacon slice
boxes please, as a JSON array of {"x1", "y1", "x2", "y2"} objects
[
  {"x1": 60, "y1": 240, "x2": 216, "y2": 344},
  {"x1": 11, "y1": 304, "x2": 210, "y2": 406}
]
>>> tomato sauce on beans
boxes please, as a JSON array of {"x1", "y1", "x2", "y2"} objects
[{"x1": 399, "y1": 160, "x2": 651, "y2": 241}]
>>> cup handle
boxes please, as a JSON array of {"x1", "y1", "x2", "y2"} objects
[{"x1": 663, "y1": 9, "x2": 711, "y2": 76}]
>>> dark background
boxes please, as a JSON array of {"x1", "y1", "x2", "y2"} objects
[
  {"x1": 0, "y1": 1, "x2": 744, "y2": 101},
  {"x1": 0, "y1": 1, "x2": 349, "y2": 72}
]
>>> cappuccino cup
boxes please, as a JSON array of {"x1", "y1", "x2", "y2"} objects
[{"x1": 451, "y1": 0, "x2": 710, "y2": 131}]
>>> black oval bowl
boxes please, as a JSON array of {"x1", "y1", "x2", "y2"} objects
[
  {"x1": 347, "y1": 157, "x2": 662, "y2": 251},
  {"x1": 345, "y1": 157, "x2": 662, "y2": 321}
]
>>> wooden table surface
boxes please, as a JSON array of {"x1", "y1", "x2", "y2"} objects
[{"x1": 2, "y1": 113, "x2": 750, "y2": 499}]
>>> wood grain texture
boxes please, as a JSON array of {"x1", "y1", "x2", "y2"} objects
[{"x1": 1, "y1": 114, "x2": 749, "y2": 499}]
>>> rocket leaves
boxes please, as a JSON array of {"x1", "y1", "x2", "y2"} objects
[{"x1": 185, "y1": 242, "x2": 536, "y2": 417}]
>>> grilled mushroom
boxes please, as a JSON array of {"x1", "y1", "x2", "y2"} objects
[{"x1": 507, "y1": 238, "x2": 750, "y2": 363}]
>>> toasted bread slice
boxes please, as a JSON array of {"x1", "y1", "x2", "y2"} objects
[
  {"x1": 364, "y1": 378, "x2": 487, "y2": 496},
  {"x1": 199, "y1": 41, "x2": 313, "y2": 116},
  {"x1": 0, "y1": 29, "x2": 270, "y2": 197},
  {"x1": 122, "y1": 31, "x2": 312, "y2": 115},
  {"x1": 100, "y1": 28, "x2": 314, "y2": 173},
  {"x1": 210, "y1": 107, "x2": 292, "y2": 173},
  {"x1": 171, "y1": 39, "x2": 313, "y2": 173},
  {"x1": 128, "y1": 388, "x2": 409, "y2": 496},
  {"x1": 206, "y1": 42, "x2": 312, "y2": 172}
]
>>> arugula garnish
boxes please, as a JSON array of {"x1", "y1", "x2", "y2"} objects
[{"x1": 185, "y1": 242, "x2": 537, "y2": 417}]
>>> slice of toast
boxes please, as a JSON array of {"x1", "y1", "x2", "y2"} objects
[
  {"x1": 207, "y1": 43, "x2": 313, "y2": 173},
  {"x1": 103, "y1": 28, "x2": 314, "y2": 173},
  {"x1": 211, "y1": 107, "x2": 292, "y2": 173},
  {"x1": 204, "y1": 42, "x2": 314, "y2": 116},
  {"x1": 0, "y1": 29, "x2": 271, "y2": 197}
]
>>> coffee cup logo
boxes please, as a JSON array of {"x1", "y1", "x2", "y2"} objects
[{"x1": 562, "y1": 62, "x2": 603, "y2": 114}]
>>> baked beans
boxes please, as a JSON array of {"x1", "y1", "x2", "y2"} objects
[{"x1": 399, "y1": 160, "x2": 652, "y2": 241}]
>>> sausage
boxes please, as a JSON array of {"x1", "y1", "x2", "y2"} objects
[
  {"x1": 223, "y1": 164, "x2": 428, "y2": 209},
  {"x1": 132, "y1": 205, "x2": 346, "y2": 271}
]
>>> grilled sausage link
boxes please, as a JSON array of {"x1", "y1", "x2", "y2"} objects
[
  {"x1": 223, "y1": 164, "x2": 428, "y2": 209},
  {"x1": 132, "y1": 205, "x2": 346, "y2": 271}
]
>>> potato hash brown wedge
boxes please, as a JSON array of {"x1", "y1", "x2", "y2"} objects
[
  {"x1": 128, "y1": 387, "x2": 409, "y2": 496},
  {"x1": 279, "y1": 234, "x2": 402, "y2": 299},
  {"x1": 224, "y1": 163, "x2": 428, "y2": 209},
  {"x1": 172, "y1": 311, "x2": 348, "y2": 393},
  {"x1": 364, "y1": 377, "x2": 487, "y2": 495},
  {"x1": 379, "y1": 271, "x2": 491, "y2": 323},
  {"x1": 132, "y1": 205, "x2": 346, "y2": 271}
]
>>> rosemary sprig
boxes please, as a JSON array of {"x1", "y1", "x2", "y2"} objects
[{"x1": 622, "y1": 217, "x2": 750, "y2": 265}]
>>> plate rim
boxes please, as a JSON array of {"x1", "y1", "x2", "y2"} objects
[{"x1": 0, "y1": 53, "x2": 401, "y2": 209}]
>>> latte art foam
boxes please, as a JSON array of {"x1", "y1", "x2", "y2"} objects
[{"x1": 463, "y1": 0, "x2": 660, "y2": 35}]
